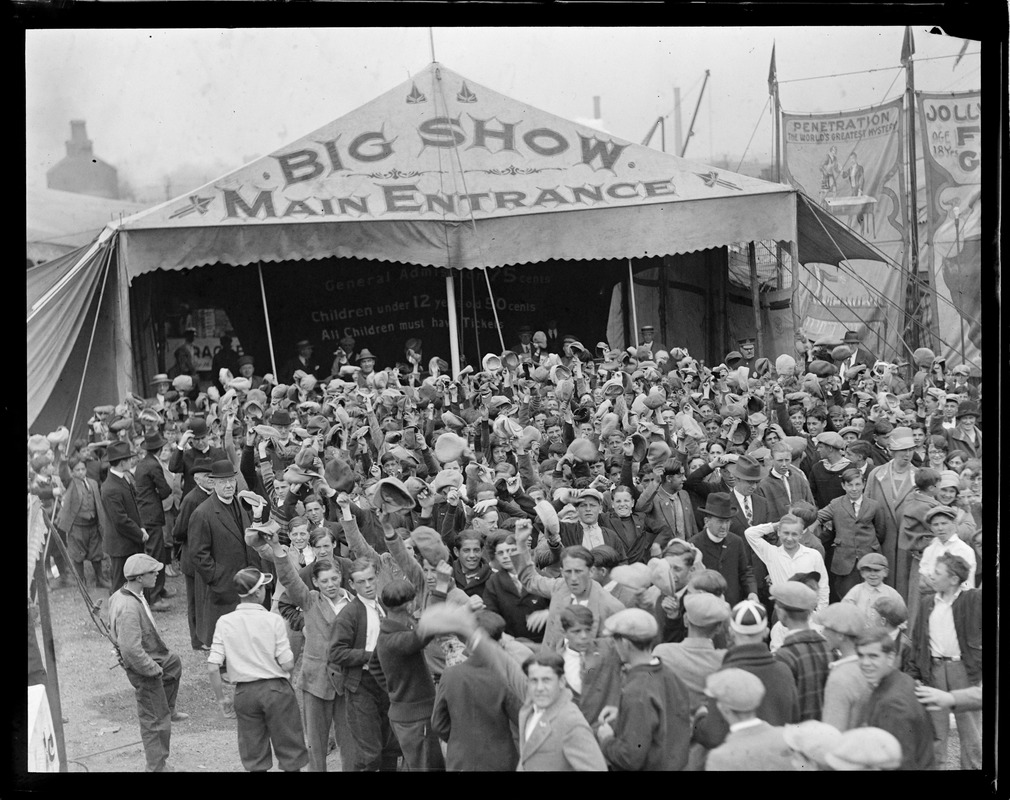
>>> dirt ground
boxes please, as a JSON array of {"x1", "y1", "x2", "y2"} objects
[
  {"x1": 31, "y1": 569, "x2": 963, "y2": 773},
  {"x1": 31, "y1": 569, "x2": 342, "y2": 773}
]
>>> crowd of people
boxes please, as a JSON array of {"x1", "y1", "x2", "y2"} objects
[{"x1": 27, "y1": 321, "x2": 984, "y2": 772}]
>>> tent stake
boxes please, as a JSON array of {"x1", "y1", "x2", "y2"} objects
[{"x1": 258, "y1": 263, "x2": 278, "y2": 379}]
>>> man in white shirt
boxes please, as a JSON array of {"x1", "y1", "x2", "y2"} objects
[
  {"x1": 918, "y1": 505, "x2": 976, "y2": 590},
  {"x1": 745, "y1": 515, "x2": 829, "y2": 611}
]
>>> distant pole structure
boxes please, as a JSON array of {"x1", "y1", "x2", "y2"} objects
[
  {"x1": 673, "y1": 86, "x2": 683, "y2": 155},
  {"x1": 681, "y1": 70, "x2": 710, "y2": 158},
  {"x1": 429, "y1": 28, "x2": 437, "y2": 63}
]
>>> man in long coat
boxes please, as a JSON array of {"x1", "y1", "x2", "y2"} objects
[{"x1": 188, "y1": 460, "x2": 264, "y2": 645}]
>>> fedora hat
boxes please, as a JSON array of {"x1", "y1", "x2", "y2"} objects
[
  {"x1": 493, "y1": 415, "x2": 523, "y2": 441},
  {"x1": 105, "y1": 441, "x2": 135, "y2": 464},
  {"x1": 566, "y1": 438, "x2": 599, "y2": 463},
  {"x1": 434, "y1": 431, "x2": 468, "y2": 464},
  {"x1": 699, "y1": 492, "x2": 739, "y2": 519},
  {"x1": 323, "y1": 455, "x2": 356, "y2": 493},
  {"x1": 150, "y1": 373, "x2": 170, "y2": 386},
  {"x1": 357, "y1": 348, "x2": 377, "y2": 362},
  {"x1": 728, "y1": 454, "x2": 766, "y2": 481},
  {"x1": 646, "y1": 440, "x2": 672, "y2": 466},
  {"x1": 375, "y1": 477, "x2": 415, "y2": 512},
  {"x1": 140, "y1": 431, "x2": 167, "y2": 451}
]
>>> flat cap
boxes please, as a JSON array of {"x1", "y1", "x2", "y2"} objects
[
  {"x1": 705, "y1": 668, "x2": 765, "y2": 711},
  {"x1": 603, "y1": 608, "x2": 659, "y2": 642},
  {"x1": 825, "y1": 727, "x2": 903, "y2": 770},
  {"x1": 815, "y1": 603, "x2": 867, "y2": 638},
  {"x1": 815, "y1": 431, "x2": 846, "y2": 450},
  {"x1": 770, "y1": 581, "x2": 818, "y2": 612},
  {"x1": 925, "y1": 505, "x2": 958, "y2": 522},
  {"x1": 856, "y1": 553, "x2": 889, "y2": 570},
  {"x1": 808, "y1": 359, "x2": 838, "y2": 377},
  {"x1": 684, "y1": 592, "x2": 732, "y2": 627},
  {"x1": 782, "y1": 721, "x2": 843, "y2": 768},
  {"x1": 609, "y1": 563, "x2": 653, "y2": 591},
  {"x1": 123, "y1": 553, "x2": 165, "y2": 579},
  {"x1": 575, "y1": 488, "x2": 605, "y2": 505}
]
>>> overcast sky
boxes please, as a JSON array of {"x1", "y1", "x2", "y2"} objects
[{"x1": 25, "y1": 26, "x2": 980, "y2": 197}]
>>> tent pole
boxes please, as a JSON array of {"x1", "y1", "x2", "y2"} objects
[
  {"x1": 258, "y1": 263, "x2": 278, "y2": 379},
  {"x1": 446, "y1": 271, "x2": 461, "y2": 377},
  {"x1": 627, "y1": 259, "x2": 639, "y2": 348},
  {"x1": 481, "y1": 268, "x2": 506, "y2": 353},
  {"x1": 748, "y1": 242, "x2": 764, "y2": 358},
  {"x1": 34, "y1": 554, "x2": 68, "y2": 771}
]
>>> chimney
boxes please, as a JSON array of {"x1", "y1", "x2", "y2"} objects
[
  {"x1": 592, "y1": 96, "x2": 601, "y2": 120},
  {"x1": 67, "y1": 120, "x2": 94, "y2": 158}
]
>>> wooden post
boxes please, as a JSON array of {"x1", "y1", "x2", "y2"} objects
[
  {"x1": 446, "y1": 272, "x2": 461, "y2": 377},
  {"x1": 257, "y1": 263, "x2": 278, "y2": 379},
  {"x1": 749, "y1": 242, "x2": 764, "y2": 358},
  {"x1": 34, "y1": 556, "x2": 67, "y2": 772},
  {"x1": 627, "y1": 260, "x2": 639, "y2": 347}
]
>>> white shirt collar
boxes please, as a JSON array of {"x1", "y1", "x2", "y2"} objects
[{"x1": 728, "y1": 718, "x2": 764, "y2": 733}]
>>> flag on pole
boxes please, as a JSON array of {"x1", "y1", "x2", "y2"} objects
[
  {"x1": 768, "y1": 43, "x2": 777, "y2": 95},
  {"x1": 900, "y1": 26, "x2": 915, "y2": 65}
]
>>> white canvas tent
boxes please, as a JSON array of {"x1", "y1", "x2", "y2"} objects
[{"x1": 27, "y1": 62, "x2": 880, "y2": 435}]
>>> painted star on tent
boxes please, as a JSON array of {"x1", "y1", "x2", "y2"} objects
[
  {"x1": 169, "y1": 195, "x2": 214, "y2": 219},
  {"x1": 696, "y1": 171, "x2": 742, "y2": 191}
]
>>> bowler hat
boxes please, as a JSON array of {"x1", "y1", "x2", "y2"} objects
[
  {"x1": 705, "y1": 668, "x2": 765, "y2": 711},
  {"x1": 105, "y1": 441, "x2": 135, "y2": 464},
  {"x1": 955, "y1": 400, "x2": 979, "y2": 419},
  {"x1": 140, "y1": 431, "x2": 167, "y2": 451},
  {"x1": 209, "y1": 460, "x2": 237, "y2": 479},
  {"x1": 698, "y1": 492, "x2": 739, "y2": 519},
  {"x1": 188, "y1": 418, "x2": 209, "y2": 436}
]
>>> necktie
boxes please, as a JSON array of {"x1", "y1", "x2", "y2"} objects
[
  {"x1": 672, "y1": 494, "x2": 685, "y2": 538},
  {"x1": 743, "y1": 497, "x2": 753, "y2": 524},
  {"x1": 781, "y1": 473, "x2": 792, "y2": 503}
]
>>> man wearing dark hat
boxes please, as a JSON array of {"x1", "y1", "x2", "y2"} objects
[
  {"x1": 637, "y1": 324, "x2": 665, "y2": 356},
  {"x1": 134, "y1": 431, "x2": 174, "y2": 610},
  {"x1": 735, "y1": 336, "x2": 758, "y2": 378},
  {"x1": 840, "y1": 330, "x2": 877, "y2": 378},
  {"x1": 942, "y1": 400, "x2": 981, "y2": 461},
  {"x1": 211, "y1": 334, "x2": 241, "y2": 393},
  {"x1": 688, "y1": 493, "x2": 759, "y2": 608},
  {"x1": 169, "y1": 417, "x2": 227, "y2": 497},
  {"x1": 108, "y1": 553, "x2": 187, "y2": 772},
  {"x1": 280, "y1": 339, "x2": 322, "y2": 386},
  {"x1": 595, "y1": 609, "x2": 693, "y2": 771},
  {"x1": 147, "y1": 373, "x2": 173, "y2": 411},
  {"x1": 172, "y1": 457, "x2": 216, "y2": 650},
  {"x1": 188, "y1": 460, "x2": 266, "y2": 649},
  {"x1": 863, "y1": 426, "x2": 919, "y2": 589},
  {"x1": 171, "y1": 327, "x2": 199, "y2": 383},
  {"x1": 510, "y1": 324, "x2": 535, "y2": 360},
  {"x1": 235, "y1": 354, "x2": 264, "y2": 391},
  {"x1": 100, "y1": 441, "x2": 149, "y2": 594}
]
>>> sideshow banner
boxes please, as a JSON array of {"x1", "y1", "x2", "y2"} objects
[
  {"x1": 783, "y1": 100, "x2": 907, "y2": 355},
  {"x1": 917, "y1": 91, "x2": 981, "y2": 370}
]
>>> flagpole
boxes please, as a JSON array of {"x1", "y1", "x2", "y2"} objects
[{"x1": 903, "y1": 27, "x2": 924, "y2": 354}]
